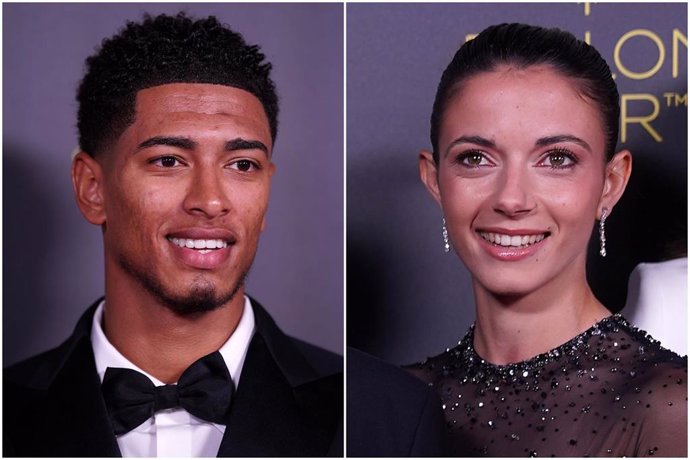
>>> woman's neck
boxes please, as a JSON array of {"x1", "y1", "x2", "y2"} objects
[{"x1": 471, "y1": 276, "x2": 610, "y2": 365}]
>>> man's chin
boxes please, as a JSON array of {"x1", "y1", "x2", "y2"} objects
[
  {"x1": 162, "y1": 282, "x2": 243, "y2": 317},
  {"x1": 118, "y1": 255, "x2": 246, "y2": 317}
]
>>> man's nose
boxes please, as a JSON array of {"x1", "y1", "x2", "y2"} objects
[{"x1": 182, "y1": 166, "x2": 230, "y2": 219}]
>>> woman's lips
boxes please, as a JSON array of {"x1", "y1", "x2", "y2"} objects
[
  {"x1": 478, "y1": 231, "x2": 549, "y2": 248},
  {"x1": 476, "y1": 230, "x2": 550, "y2": 261}
]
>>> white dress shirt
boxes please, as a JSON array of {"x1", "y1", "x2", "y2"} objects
[
  {"x1": 91, "y1": 296, "x2": 256, "y2": 457},
  {"x1": 622, "y1": 257, "x2": 688, "y2": 355}
]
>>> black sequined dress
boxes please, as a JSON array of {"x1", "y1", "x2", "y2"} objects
[{"x1": 406, "y1": 315, "x2": 687, "y2": 457}]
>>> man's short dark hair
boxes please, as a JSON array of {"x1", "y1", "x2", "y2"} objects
[{"x1": 77, "y1": 12, "x2": 279, "y2": 157}]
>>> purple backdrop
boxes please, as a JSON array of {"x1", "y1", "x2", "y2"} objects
[
  {"x1": 347, "y1": 3, "x2": 687, "y2": 364},
  {"x1": 3, "y1": 3, "x2": 344, "y2": 365}
]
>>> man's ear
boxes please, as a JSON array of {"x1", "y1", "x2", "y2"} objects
[
  {"x1": 72, "y1": 151, "x2": 106, "y2": 225},
  {"x1": 598, "y1": 149, "x2": 632, "y2": 217},
  {"x1": 419, "y1": 150, "x2": 442, "y2": 207}
]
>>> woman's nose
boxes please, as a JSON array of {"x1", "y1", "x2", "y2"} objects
[{"x1": 492, "y1": 166, "x2": 536, "y2": 217}]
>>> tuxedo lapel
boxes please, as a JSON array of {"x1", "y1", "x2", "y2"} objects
[
  {"x1": 36, "y1": 336, "x2": 122, "y2": 456},
  {"x1": 4, "y1": 302, "x2": 121, "y2": 457},
  {"x1": 5, "y1": 299, "x2": 341, "y2": 458},
  {"x1": 216, "y1": 300, "x2": 342, "y2": 457}
]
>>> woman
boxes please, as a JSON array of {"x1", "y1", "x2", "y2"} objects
[{"x1": 409, "y1": 23, "x2": 687, "y2": 457}]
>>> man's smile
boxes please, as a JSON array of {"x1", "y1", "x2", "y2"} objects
[
  {"x1": 165, "y1": 227, "x2": 238, "y2": 267},
  {"x1": 169, "y1": 237, "x2": 230, "y2": 253}
]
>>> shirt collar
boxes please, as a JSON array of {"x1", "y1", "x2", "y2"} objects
[{"x1": 91, "y1": 296, "x2": 255, "y2": 388}]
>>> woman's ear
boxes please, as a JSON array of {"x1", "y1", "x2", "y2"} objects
[
  {"x1": 72, "y1": 151, "x2": 106, "y2": 225},
  {"x1": 419, "y1": 150, "x2": 443, "y2": 207},
  {"x1": 598, "y1": 149, "x2": 632, "y2": 217}
]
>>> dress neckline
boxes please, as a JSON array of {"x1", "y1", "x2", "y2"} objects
[{"x1": 452, "y1": 314, "x2": 632, "y2": 385}]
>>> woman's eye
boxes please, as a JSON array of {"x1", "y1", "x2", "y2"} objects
[
  {"x1": 456, "y1": 151, "x2": 491, "y2": 168},
  {"x1": 230, "y1": 159, "x2": 258, "y2": 172},
  {"x1": 541, "y1": 150, "x2": 577, "y2": 169}
]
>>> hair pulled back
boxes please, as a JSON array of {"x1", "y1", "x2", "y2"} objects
[{"x1": 430, "y1": 23, "x2": 619, "y2": 163}]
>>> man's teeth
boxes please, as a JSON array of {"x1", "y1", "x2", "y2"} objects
[
  {"x1": 169, "y1": 237, "x2": 228, "y2": 250},
  {"x1": 479, "y1": 232, "x2": 547, "y2": 247}
]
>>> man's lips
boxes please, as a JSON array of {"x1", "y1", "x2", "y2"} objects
[
  {"x1": 165, "y1": 228, "x2": 236, "y2": 263},
  {"x1": 167, "y1": 228, "x2": 236, "y2": 244},
  {"x1": 169, "y1": 237, "x2": 229, "y2": 251}
]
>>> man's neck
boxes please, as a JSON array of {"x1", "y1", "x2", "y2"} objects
[{"x1": 102, "y1": 283, "x2": 244, "y2": 384}]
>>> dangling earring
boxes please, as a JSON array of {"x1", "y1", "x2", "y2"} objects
[
  {"x1": 599, "y1": 207, "x2": 608, "y2": 257},
  {"x1": 442, "y1": 217, "x2": 450, "y2": 253}
]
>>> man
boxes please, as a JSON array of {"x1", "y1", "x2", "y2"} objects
[{"x1": 4, "y1": 13, "x2": 342, "y2": 457}]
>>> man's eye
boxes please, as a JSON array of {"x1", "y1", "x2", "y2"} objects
[
  {"x1": 151, "y1": 156, "x2": 181, "y2": 168},
  {"x1": 230, "y1": 160, "x2": 258, "y2": 172}
]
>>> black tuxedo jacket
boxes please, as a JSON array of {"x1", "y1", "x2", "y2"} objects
[
  {"x1": 347, "y1": 348, "x2": 447, "y2": 457},
  {"x1": 4, "y1": 298, "x2": 343, "y2": 457}
]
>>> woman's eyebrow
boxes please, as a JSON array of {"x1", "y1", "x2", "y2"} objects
[
  {"x1": 535, "y1": 134, "x2": 591, "y2": 152},
  {"x1": 445, "y1": 135, "x2": 495, "y2": 157}
]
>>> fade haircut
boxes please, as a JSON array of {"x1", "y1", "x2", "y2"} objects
[
  {"x1": 430, "y1": 23, "x2": 619, "y2": 163},
  {"x1": 77, "y1": 12, "x2": 278, "y2": 157}
]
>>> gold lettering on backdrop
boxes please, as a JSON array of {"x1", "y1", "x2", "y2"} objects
[
  {"x1": 614, "y1": 29, "x2": 665, "y2": 80},
  {"x1": 464, "y1": 7, "x2": 686, "y2": 145},
  {"x1": 621, "y1": 94, "x2": 662, "y2": 142},
  {"x1": 663, "y1": 92, "x2": 688, "y2": 107},
  {"x1": 583, "y1": 2, "x2": 591, "y2": 16},
  {"x1": 672, "y1": 29, "x2": 688, "y2": 78}
]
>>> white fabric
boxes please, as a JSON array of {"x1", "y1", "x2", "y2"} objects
[
  {"x1": 91, "y1": 296, "x2": 255, "y2": 457},
  {"x1": 621, "y1": 258, "x2": 688, "y2": 355}
]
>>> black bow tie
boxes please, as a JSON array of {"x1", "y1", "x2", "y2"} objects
[{"x1": 102, "y1": 351, "x2": 234, "y2": 435}]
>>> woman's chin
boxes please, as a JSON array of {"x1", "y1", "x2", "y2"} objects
[{"x1": 474, "y1": 277, "x2": 543, "y2": 301}]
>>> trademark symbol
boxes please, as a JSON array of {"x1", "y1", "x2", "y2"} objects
[{"x1": 663, "y1": 92, "x2": 687, "y2": 107}]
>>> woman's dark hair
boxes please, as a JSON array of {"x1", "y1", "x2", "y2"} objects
[
  {"x1": 77, "y1": 12, "x2": 278, "y2": 157},
  {"x1": 430, "y1": 23, "x2": 619, "y2": 163}
]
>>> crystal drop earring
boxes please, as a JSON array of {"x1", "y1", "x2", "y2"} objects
[
  {"x1": 599, "y1": 207, "x2": 608, "y2": 257},
  {"x1": 442, "y1": 217, "x2": 450, "y2": 253}
]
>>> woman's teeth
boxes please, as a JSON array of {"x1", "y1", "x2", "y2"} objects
[{"x1": 479, "y1": 232, "x2": 547, "y2": 248}]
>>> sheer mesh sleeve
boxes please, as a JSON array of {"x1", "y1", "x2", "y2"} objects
[
  {"x1": 405, "y1": 315, "x2": 688, "y2": 457},
  {"x1": 632, "y1": 358, "x2": 687, "y2": 456}
]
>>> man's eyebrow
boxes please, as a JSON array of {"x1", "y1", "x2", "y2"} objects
[
  {"x1": 137, "y1": 136, "x2": 196, "y2": 151},
  {"x1": 225, "y1": 138, "x2": 269, "y2": 156},
  {"x1": 135, "y1": 136, "x2": 269, "y2": 156},
  {"x1": 535, "y1": 134, "x2": 591, "y2": 152},
  {"x1": 444, "y1": 135, "x2": 495, "y2": 157}
]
